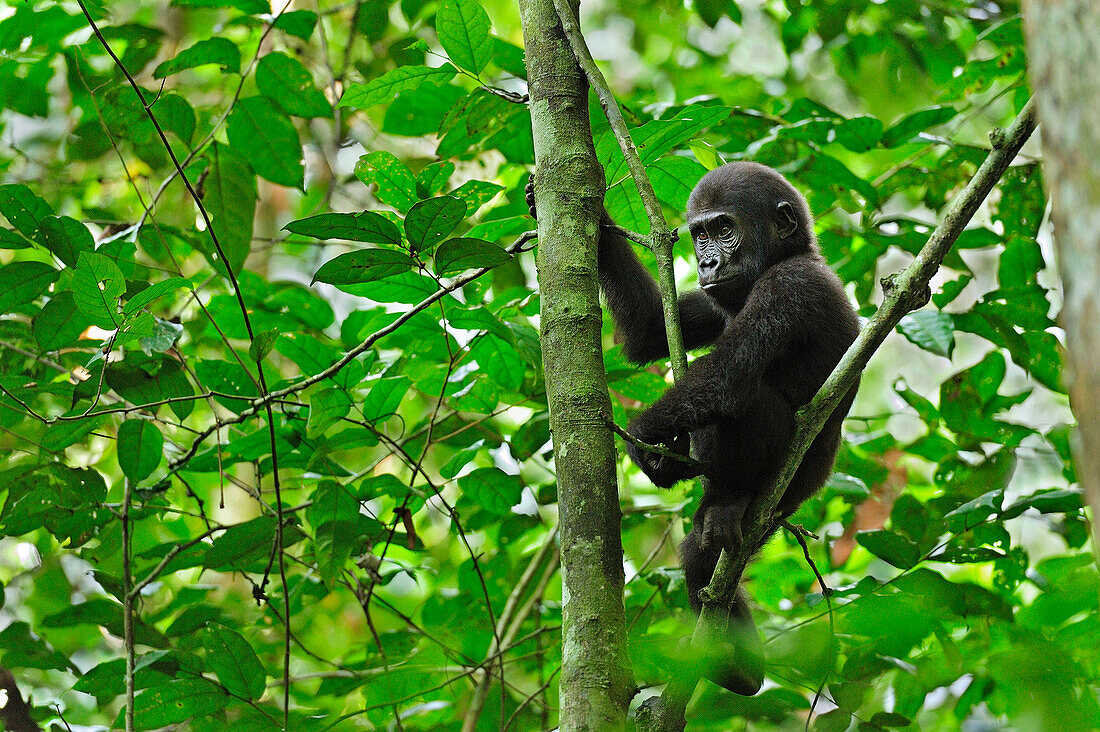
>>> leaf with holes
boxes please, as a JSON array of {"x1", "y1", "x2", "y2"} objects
[
  {"x1": 0, "y1": 184, "x2": 53, "y2": 237},
  {"x1": 354, "y1": 151, "x2": 419, "y2": 213},
  {"x1": 73, "y1": 253, "x2": 125, "y2": 328}
]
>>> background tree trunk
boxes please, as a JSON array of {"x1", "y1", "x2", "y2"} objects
[
  {"x1": 1023, "y1": 1, "x2": 1100, "y2": 558},
  {"x1": 519, "y1": 0, "x2": 635, "y2": 727}
]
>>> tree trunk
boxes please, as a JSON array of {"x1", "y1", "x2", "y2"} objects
[
  {"x1": 1022, "y1": 1, "x2": 1100, "y2": 558},
  {"x1": 518, "y1": 0, "x2": 635, "y2": 728}
]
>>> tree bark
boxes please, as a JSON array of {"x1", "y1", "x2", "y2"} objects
[
  {"x1": 1022, "y1": 0, "x2": 1100, "y2": 559},
  {"x1": 519, "y1": 0, "x2": 635, "y2": 728}
]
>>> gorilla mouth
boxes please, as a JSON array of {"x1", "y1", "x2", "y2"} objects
[{"x1": 701, "y1": 277, "x2": 737, "y2": 290}]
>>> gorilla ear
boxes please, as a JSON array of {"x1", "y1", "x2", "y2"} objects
[{"x1": 776, "y1": 201, "x2": 798, "y2": 239}]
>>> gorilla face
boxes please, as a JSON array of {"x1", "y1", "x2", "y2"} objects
[{"x1": 685, "y1": 162, "x2": 809, "y2": 306}]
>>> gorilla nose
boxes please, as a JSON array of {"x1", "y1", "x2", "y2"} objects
[{"x1": 699, "y1": 257, "x2": 719, "y2": 272}]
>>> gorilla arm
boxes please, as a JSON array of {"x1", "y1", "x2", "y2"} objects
[
  {"x1": 626, "y1": 256, "x2": 820, "y2": 454},
  {"x1": 595, "y1": 221, "x2": 727, "y2": 364}
]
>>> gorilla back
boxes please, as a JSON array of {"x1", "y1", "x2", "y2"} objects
[{"x1": 602, "y1": 162, "x2": 859, "y2": 694}]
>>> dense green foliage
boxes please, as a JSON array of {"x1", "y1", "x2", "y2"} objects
[{"x1": 0, "y1": 0, "x2": 1091, "y2": 729}]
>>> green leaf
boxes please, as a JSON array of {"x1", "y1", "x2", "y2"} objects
[
  {"x1": 226, "y1": 96, "x2": 304, "y2": 188},
  {"x1": 834, "y1": 115, "x2": 883, "y2": 152},
  {"x1": 688, "y1": 139, "x2": 723, "y2": 170},
  {"x1": 73, "y1": 252, "x2": 126, "y2": 328},
  {"x1": 124, "y1": 277, "x2": 191, "y2": 314},
  {"x1": 458, "y1": 467, "x2": 522, "y2": 514},
  {"x1": 274, "y1": 10, "x2": 318, "y2": 39},
  {"x1": 869, "y1": 712, "x2": 912, "y2": 728},
  {"x1": 203, "y1": 143, "x2": 256, "y2": 274},
  {"x1": 855, "y1": 530, "x2": 921, "y2": 569},
  {"x1": 434, "y1": 237, "x2": 509, "y2": 275},
  {"x1": 436, "y1": 0, "x2": 494, "y2": 74},
  {"x1": 897, "y1": 309, "x2": 955, "y2": 358},
  {"x1": 449, "y1": 179, "x2": 503, "y2": 215},
  {"x1": 824, "y1": 473, "x2": 870, "y2": 499},
  {"x1": 248, "y1": 328, "x2": 279, "y2": 361},
  {"x1": 339, "y1": 64, "x2": 457, "y2": 109},
  {"x1": 0, "y1": 184, "x2": 53, "y2": 237},
  {"x1": 307, "y1": 481, "x2": 359, "y2": 584},
  {"x1": 944, "y1": 489, "x2": 1004, "y2": 532},
  {"x1": 361, "y1": 376, "x2": 412, "y2": 422},
  {"x1": 307, "y1": 388, "x2": 351, "y2": 437},
  {"x1": 155, "y1": 93, "x2": 197, "y2": 143},
  {"x1": 1002, "y1": 488, "x2": 1083, "y2": 519},
  {"x1": 354, "y1": 151, "x2": 419, "y2": 213},
  {"x1": 204, "y1": 516, "x2": 277, "y2": 569},
  {"x1": 417, "y1": 161, "x2": 455, "y2": 196},
  {"x1": 256, "y1": 51, "x2": 333, "y2": 118},
  {"x1": 34, "y1": 292, "x2": 84, "y2": 350},
  {"x1": 0, "y1": 261, "x2": 58, "y2": 315},
  {"x1": 35, "y1": 215, "x2": 95, "y2": 267},
  {"x1": 311, "y1": 249, "x2": 413, "y2": 286},
  {"x1": 153, "y1": 38, "x2": 241, "y2": 77},
  {"x1": 117, "y1": 420, "x2": 164, "y2": 483},
  {"x1": 201, "y1": 624, "x2": 266, "y2": 700},
  {"x1": 881, "y1": 106, "x2": 958, "y2": 147},
  {"x1": 404, "y1": 195, "x2": 465, "y2": 255},
  {"x1": 284, "y1": 211, "x2": 402, "y2": 247},
  {"x1": 138, "y1": 317, "x2": 184, "y2": 354},
  {"x1": 649, "y1": 155, "x2": 708, "y2": 211},
  {"x1": 130, "y1": 678, "x2": 228, "y2": 728}
]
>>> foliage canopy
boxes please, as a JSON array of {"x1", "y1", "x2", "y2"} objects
[{"x1": 0, "y1": 0, "x2": 1091, "y2": 730}]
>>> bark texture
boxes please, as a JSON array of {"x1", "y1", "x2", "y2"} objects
[
  {"x1": 519, "y1": 0, "x2": 634, "y2": 727},
  {"x1": 1023, "y1": 0, "x2": 1100, "y2": 557}
]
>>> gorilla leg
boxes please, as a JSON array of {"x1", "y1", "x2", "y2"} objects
[{"x1": 680, "y1": 528, "x2": 765, "y2": 695}]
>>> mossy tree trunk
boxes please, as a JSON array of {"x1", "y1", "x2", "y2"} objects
[
  {"x1": 519, "y1": 0, "x2": 635, "y2": 728},
  {"x1": 1023, "y1": 1, "x2": 1100, "y2": 558}
]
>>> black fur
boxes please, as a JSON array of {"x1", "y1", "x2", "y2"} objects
[{"x1": 527, "y1": 162, "x2": 860, "y2": 694}]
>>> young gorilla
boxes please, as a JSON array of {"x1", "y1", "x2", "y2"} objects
[{"x1": 528, "y1": 162, "x2": 859, "y2": 694}]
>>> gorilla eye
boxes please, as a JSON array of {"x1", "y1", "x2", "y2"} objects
[
  {"x1": 696, "y1": 231, "x2": 708, "y2": 242},
  {"x1": 719, "y1": 225, "x2": 732, "y2": 237}
]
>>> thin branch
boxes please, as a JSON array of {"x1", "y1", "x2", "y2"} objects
[
  {"x1": 551, "y1": 0, "x2": 688, "y2": 379},
  {"x1": 780, "y1": 520, "x2": 834, "y2": 728},
  {"x1": 164, "y1": 231, "x2": 535, "y2": 476},
  {"x1": 75, "y1": 4, "x2": 295, "y2": 721},
  {"x1": 603, "y1": 414, "x2": 706, "y2": 470},
  {"x1": 462, "y1": 528, "x2": 559, "y2": 731},
  {"x1": 640, "y1": 97, "x2": 1039, "y2": 729},
  {"x1": 121, "y1": 478, "x2": 136, "y2": 732}
]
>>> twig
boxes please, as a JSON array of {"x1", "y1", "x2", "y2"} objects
[
  {"x1": 164, "y1": 231, "x2": 536, "y2": 476},
  {"x1": 639, "y1": 97, "x2": 1039, "y2": 730},
  {"x1": 75, "y1": 3, "x2": 296, "y2": 722},
  {"x1": 551, "y1": 0, "x2": 688, "y2": 379},
  {"x1": 780, "y1": 521, "x2": 830, "y2": 596},
  {"x1": 462, "y1": 528, "x2": 559, "y2": 731},
  {"x1": 779, "y1": 520, "x2": 835, "y2": 728},
  {"x1": 603, "y1": 414, "x2": 706, "y2": 470}
]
